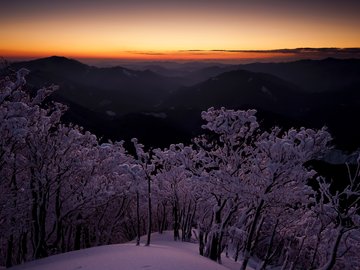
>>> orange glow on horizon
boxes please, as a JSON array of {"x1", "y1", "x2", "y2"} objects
[
  {"x1": 1, "y1": 1, "x2": 359, "y2": 61},
  {"x1": 0, "y1": 48, "x2": 299, "y2": 62}
]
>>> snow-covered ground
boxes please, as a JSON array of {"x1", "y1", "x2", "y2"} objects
[{"x1": 9, "y1": 231, "x2": 253, "y2": 270}]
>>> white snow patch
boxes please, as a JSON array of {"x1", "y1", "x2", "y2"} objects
[
  {"x1": 106, "y1": 110, "x2": 117, "y2": 117},
  {"x1": 9, "y1": 231, "x2": 255, "y2": 270}
]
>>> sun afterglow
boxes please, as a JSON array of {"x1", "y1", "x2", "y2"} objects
[{"x1": 1, "y1": 1, "x2": 359, "y2": 60}]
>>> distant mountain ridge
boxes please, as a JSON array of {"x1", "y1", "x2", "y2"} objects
[
  {"x1": 6, "y1": 56, "x2": 360, "y2": 150},
  {"x1": 237, "y1": 57, "x2": 360, "y2": 93},
  {"x1": 162, "y1": 62, "x2": 360, "y2": 150},
  {"x1": 163, "y1": 69, "x2": 303, "y2": 115},
  {"x1": 11, "y1": 56, "x2": 183, "y2": 114}
]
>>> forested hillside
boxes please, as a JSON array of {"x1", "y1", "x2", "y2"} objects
[
  {"x1": 1, "y1": 69, "x2": 359, "y2": 270},
  {"x1": 8, "y1": 57, "x2": 360, "y2": 150}
]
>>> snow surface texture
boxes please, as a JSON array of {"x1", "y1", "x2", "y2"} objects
[{"x1": 9, "y1": 232, "x2": 253, "y2": 270}]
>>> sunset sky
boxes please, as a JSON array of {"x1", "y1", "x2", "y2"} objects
[{"x1": 1, "y1": 0, "x2": 360, "y2": 62}]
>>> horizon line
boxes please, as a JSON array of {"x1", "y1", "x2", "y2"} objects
[
  {"x1": 2, "y1": 47, "x2": 360, "y2": 65},
  {"x1": 2, "y1": 47, "x2": 360, "y2": 57}
]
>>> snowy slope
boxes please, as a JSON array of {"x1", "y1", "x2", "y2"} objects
[{"x1": 9, "y1": 232, "x2": 253, "y2": 270}]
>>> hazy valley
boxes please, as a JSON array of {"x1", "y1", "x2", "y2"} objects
[{"x1": 8, "y1": 56, "x2": 360, "y2": 151}]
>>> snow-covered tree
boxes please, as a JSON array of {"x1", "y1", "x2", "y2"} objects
[
  {"x1": 131, "y1": 138, "x2": 155, "y2": 246},
  {"x1": 313, "y1": 157, "x2": 360, "y2": 270},
  {"x1": 0, "y1": 68, "x2": 58, "y2": 264},
  {"x1": 0, "y1": 69, "x2": 133, "y2": 265},
  {"x1": 238, "y1": 126, "x2": 331, "y2": 270},
  {"x1": 193, "y1": 108, "x2": 259, "y2": 262},
  {"x1": 191, "y1": 107, "x2": 332, "y2": 269},
  {"x1": 152, "y1": 144, "x2": 197, "y2": 241},
  {"x1": 3, "y1": 69, "x2": 358, "y2": 270}
]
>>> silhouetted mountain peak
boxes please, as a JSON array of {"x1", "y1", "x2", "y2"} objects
[
  {"x1": 163, "y1": 68, "x2": 302, "y2": 115},
  {"x1": 321, "y1": 57, "x2": 337, "y2": 62},
  {"x1": 239, "y1": 57, "x2": 360, "y2": 92},
  {"x1": 46, "y1": 55, "x2": 72, "y2": 62},
  {"x1": 6, "y1": 56, "x2": 360, "y2": 150},
  {"x1": 14, "y1": 56, "x2": 89, "y2": 72}
]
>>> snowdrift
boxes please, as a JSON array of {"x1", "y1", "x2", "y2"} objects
[{"x1": 9, "y1": 232, "x2": 249, "y2": 270}]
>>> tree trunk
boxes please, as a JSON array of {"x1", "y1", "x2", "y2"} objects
[
  {"x1": 234, "y1": 240, "x2": 241, "y2": 262},
  {"x1": 38, "y1": 194, "x2": 48, "y2": 258},
  {"x1": 66, "y1": 226, "x2": 73, "y2": 252},
  {"x1": 173, "y1": 202, "x2": 180, "y2": 241},
  {"x1": 18, "y1": 232, "x2": 28, "y2": 264},
  {"x1": 181, "y1": 201, "x2": 192, "y2": 241},
  {"x1": 160, "y1": 202, "x2": 167, "y2": 233},
  {"x1": 185, "y1": 202, "x2": 196, "y2": 241},
  {"x1": 209, "y1": 232, "x2": 219, "y2": 261},
  {"x1": 240, "y1": 200, "x2": 264, "y2": 270},
  {"x1": 206, "y1": 197, "x2": 227, "y2": 262},
  {"x1": 318, "y1": 228, "x2": 344, "y2": 270},
  {"x1": 199, "y1": 228, "x2": 205, "y2": 256},
  {"x1": 54, "y1": 178, "x2": 62, "y2": 250},
  {"x1": 74, "y1": 214, "x2": 82, "y2": 250},
  {"x1": 6, "y1": 234, "x2": 14, "y2": 267},
  {"x1": 259, "y1": 219, "x2": 279, "y2": 270},
  {"x1": 136, "y1": 191, "x2": 140, "y2": 246},
  {"x1": 30, "y1": 171, "x2": 48, "y2": 259},
  {"x1": 310, "y1": 226, "x2": 323, "y2": 269},
  {"x1": 289, "y1": 235, "x2": 305, "y2": 270},
  {"x1": 83, "y1": 227, "x2": 91, "y2": 248},
  {"x1": 217, "y1": 204, "x2": 238, "y2": 262},
  {"x1": 145, "y1": 175, "x2": 152, "y2": 246}
]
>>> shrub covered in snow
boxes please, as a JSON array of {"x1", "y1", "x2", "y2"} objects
[{"x1": 1, "y1": 70, "x2": 359, "y2": 270}]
